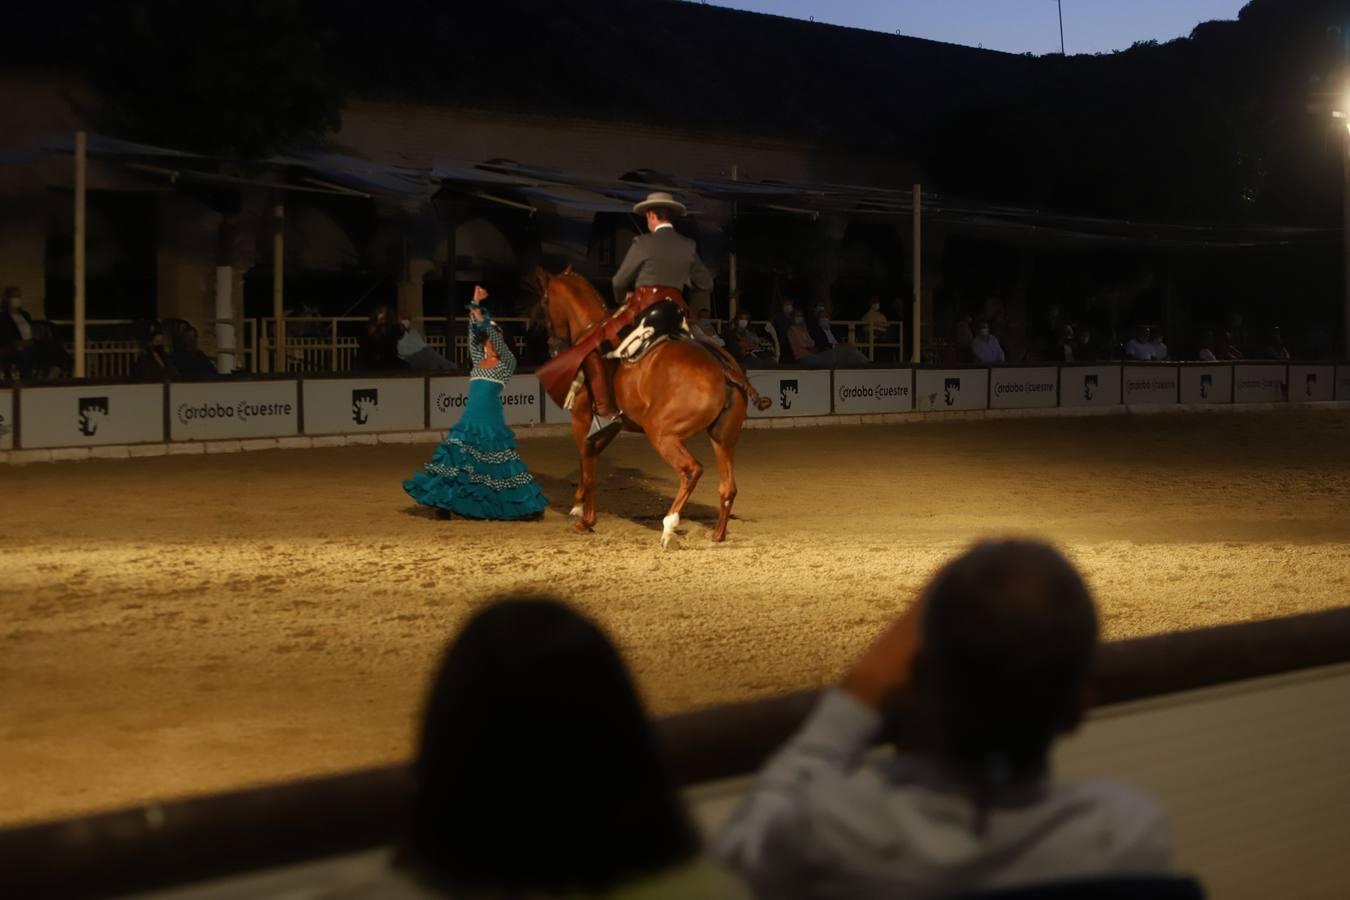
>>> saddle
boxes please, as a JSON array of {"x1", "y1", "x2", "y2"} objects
[{"x1": 608, "y1": 300, "x2": 690, "y2": 364}]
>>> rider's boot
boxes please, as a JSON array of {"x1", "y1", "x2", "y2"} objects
[{"x1": 583, "y1": 352, "x2": 624, "y2": 443}]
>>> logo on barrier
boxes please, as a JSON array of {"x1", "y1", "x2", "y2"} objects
[
  {"x1": 1200, "y1": 373, "x2": 1213, "y2": 399},
  {"x1": 1306, "y1": 373, "x2": 1317, "y2": 398},
  {"x1": 944, "y1": 377, "x2": 961, "y2": 406},
  {"x1": 78, "y1": 396, "x2": 109, "y2": 436},
  {"x1": 779, "y1": 379, "x2": 798, "y2": 410},
  {"x1": 351, "y1": 388, "x2": 379, "y2": 425},
  {"x1": 176, "y1": 399, "x2": 294, "y2": 424},
  {"x1": 1084, "y1": 375, "x2": 1098, "y2": 401}
]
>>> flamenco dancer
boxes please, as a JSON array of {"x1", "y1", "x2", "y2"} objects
[{"x1": 404, "y1": 286, "x2": 548, "y2": 520}]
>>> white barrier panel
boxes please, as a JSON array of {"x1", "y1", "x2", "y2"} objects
[
  {"x1": 0, "y1": 388, "x2": 12, "y2": 450},
  {"x1": 1179, "y1": 365, "x2": 1233, "y2": 404},
  {"x1": 1059, "y1": 365, "x2": 1122, "y2": 407},
  {"x1": 170, "y1": 381, "x2": 300, "y2": 441},
  {"x1": 430, "y1": 375, "x2": 541, "y2": 429},
  {"x1": 302, "y1": 378, "x2": 423, "y2": 435},
  {"x1": 1233, "y1": 365, "x2": 1288, "y2": 404},
  {"x1": 747, "y1": 369, "x2": 832, "y2": 417},
  {"x1": 833, "y1": 369, "x2": 912, "y2": 414},
  {"x1": 915, "y1": 369, "x2": 988, "y2": 411},
  {"x1": 1338, "y1": 365, "x2": 1350, "y2": 401},
  {"x1": 1289, "y1": 365, "x2": 1335, "y2": 402},
  {"x1": 989, "y1": 366, "x2": 1058, "y2": 410},
  {"x1": 20, "y1": 383, "x2": 163, "y2": 448},
  {"x1": 1123, "y1": 365, "x2": 1179, "y2": 405}
]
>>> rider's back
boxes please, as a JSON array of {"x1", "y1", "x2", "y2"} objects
[{"x1": 612, "y1": 228, "x2": 711, "y2": 305}]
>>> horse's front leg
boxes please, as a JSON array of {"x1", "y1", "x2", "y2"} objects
[{"x1": 569, "y1": 402, "x2": 598, "y2": 531}]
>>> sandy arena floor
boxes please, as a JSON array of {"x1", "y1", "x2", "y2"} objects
[{"x1": 4, "y1": 409, "x2": 1350, "y2": 826}]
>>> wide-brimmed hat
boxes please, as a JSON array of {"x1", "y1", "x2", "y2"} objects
[{"x1": 633, "y1": 191, "x2": 687, "y2": 216}]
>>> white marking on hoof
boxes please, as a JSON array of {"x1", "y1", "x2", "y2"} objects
[
  {"x1": 569, "y1": 504, "x2": 584, "y2": 517},
  {"x1": 660, "y1": 513, "x2": 680, "y2": 549}
]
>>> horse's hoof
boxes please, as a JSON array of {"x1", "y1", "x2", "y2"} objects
[
  {"x1": 660, "y1": 532, "x2": 675, "y2": 550},
  {"x1": 571, "y1": 520, "x2": 594, "y2": 534},
  {"x1": 568, "y1": 504, "x2": 583, "y2": 518}
]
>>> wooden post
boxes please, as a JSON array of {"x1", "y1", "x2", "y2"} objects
[
  {"x1": 729, "y1": 164, "x2": 739, "y2": 319},
  {"x1": 74, "y1": 131, "x2": 87, "y2": 378},
  {"x1": 272, "y1": 200, "x2": 286, "y2": 373},
  {"x1": 1344, "y1": 129, "x2": 1350, "y2": 358},
  {"x1": 911, "y1": 183, "x2": 921, "y2": 364}
]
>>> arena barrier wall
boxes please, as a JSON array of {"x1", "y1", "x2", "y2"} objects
[
  {"x1": 0, "y1": 387, "x2": 13, "y2": 450},
  {"x1": 3, "y1": 607, "x2": 1348, "y2": 899},
  {"x1": 2, "y1": 361, "x2": 1347, "y2": 453}
]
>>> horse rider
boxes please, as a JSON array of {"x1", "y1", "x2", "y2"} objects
[{"x1": 584, "y1": 191, "x2": 771, "y2": 437}]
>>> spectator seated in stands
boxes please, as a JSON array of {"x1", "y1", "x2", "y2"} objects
[
  {"x1": 354, "y1": 305, "x2": 406, "y2": 372},
  {"x1": 717, "y1": 540, "x2": 1173, "y2": 900},
  {"x1": 0, "y1": 286, "x2": 68, "y2": 381},
  {"x1": 1196, "y1": 331, "x2": 1218, "y2": 362},
  {"x1": 397, "y1": 314, "x2": 456, "y2": 371},
  {"x1": 1147, "y1": 328, "x2": 1169, "y2": 362},
  {"x1": 694, "y1": 307, "x2": 725, "y2": 347},
  {"x1": 954, "y1": 312, "x2": 975, "y2": 362},
  {"x1": 771, "y1": 300, "x2": 797, "y2": 364},
  {"x1": 725, "y1": 312, "x2": 774, "y2": 364},
  {"x1": 811, "y1": 306, "x2": 871, "y2": 366},
  {"x1": 787, "y1": 311, "x2": 826, "y2": 366},
  {"x1": 1074, "y1": 325, "x2": 1098, "y2": 362},
  {"x1": 133, "y1": 322, "x2": 179, "y2": 380},
  {"x1": 1264, "y1": 326, "x2": 1291, "y2": 361},
  {"x1": 1124, "y1": 325, "x2": 1154, "y2": 362},
  {"x1": 1215, "y1": 330, "x2": 1243, "y2": 361},
  {"x1": 326, "y1": 596, "x2": 747, "y2": 899},
  {"x1": 860, "y1": 296, "x2": 889, "y2": 346},
  {"x1": 1052, "y1": 324, "x2": 1076, "y2": 363},
  {"x1": 969, "y1": 319, "x2": 1006, "y2": 364},
  {"x1": 170, "y1": 325, "x2": 220, "y2": 378}
]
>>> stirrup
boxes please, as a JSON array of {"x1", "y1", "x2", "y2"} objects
[{"x1": 587, "y1": 414, "x2": 623, "y2": 443}]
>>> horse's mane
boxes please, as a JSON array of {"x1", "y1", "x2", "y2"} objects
[{"x1": 551, "y1": 268, "x2": 612, "y2": 313}]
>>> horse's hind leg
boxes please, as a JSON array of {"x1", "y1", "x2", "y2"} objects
[
  {"x1": 650, "y1": 433, "x2": 703, "y2": 549},
  {"x1": 708, "y1": 399, "x2": 744, "y2": 542}
]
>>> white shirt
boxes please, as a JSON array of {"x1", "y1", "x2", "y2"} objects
[
  {"x1": 10, "y1": 311, "x2": 32, "y2": 342},
  {"x1": 969, "y1": 334, "x2": 1005, "y2": 364},
  {"x1": 1124, "y1": 339, "x2": 1154, "y2": 361},
  {"x1": 717, "y1": 690, "x2": 1172, "y2": 900},
  {"x1": 1147, "y1": 340, "x2": 1168, "y2": 361}
]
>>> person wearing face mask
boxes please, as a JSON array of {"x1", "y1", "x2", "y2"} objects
[
  {"x1": 1, "y1": 286, "x2": 36, "y2": 380},
  {"x1": 133, "y1": 322, "x2": 180, "y2": 380},
  {"x1": 969, "y1": 320, "x2": 1006, "y2": 365},
  {"x1": 808, "y1": 304, "x2": 837, "y2": 351},
  {"x1": 787, "y1": 311, "x2": 822, "y2": 364},
  {"x1": 693, "y1": 307, "x2": 725, "y2": 348},
  {"x1": 771, "y1": 301, "x2": 798, "y2": 363},
  {"x1": 726, "y1": 312, "x2": 770, "y2": 364}
]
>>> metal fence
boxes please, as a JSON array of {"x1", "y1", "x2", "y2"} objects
[{"x1": 36, "y1": 316, "x2": 903, "y2": 378}]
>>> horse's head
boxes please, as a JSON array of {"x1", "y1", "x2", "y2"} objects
[{"x1": 537, "y1": 265, "x2": 608, "y2": 348}]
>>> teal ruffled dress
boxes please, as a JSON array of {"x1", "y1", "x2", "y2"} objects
[{"x1": 404, "y1": 315, "x2": 548, "y2": 520}]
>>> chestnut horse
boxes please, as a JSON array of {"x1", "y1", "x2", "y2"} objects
[{"x1": 538, "y1": 268, "x2": 746, "y2": 547}]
